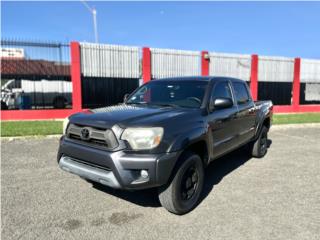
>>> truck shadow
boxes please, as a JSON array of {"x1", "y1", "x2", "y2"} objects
[
  {"x1": 92, "y1": 180, "x2": 161, "y2": 208},
  {"x1": 199, "y1": 147, "x2": 252, "y2": 204},
  {"x1": 92, "y1": 140, "x2": 272, "y2": 209},
  {"x1": 200, "y1": 139, "x2": 272, "y2": 206}
]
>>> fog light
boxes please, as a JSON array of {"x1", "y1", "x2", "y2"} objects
[{"x1": 140, "y1": 170, "x2": 149, "y2": 179}]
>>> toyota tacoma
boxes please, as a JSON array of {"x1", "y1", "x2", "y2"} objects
[{"x1": 58, "y1": 77, "x2": 273, "y2": 214}]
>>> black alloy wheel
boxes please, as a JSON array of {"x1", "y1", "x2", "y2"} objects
[{"x1": 180, "y1": 165, "x2": 199, "y2": 201}]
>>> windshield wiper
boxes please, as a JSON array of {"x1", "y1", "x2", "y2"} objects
[
  {"x1": 126, "y1": 102, "x2": 147, "y2": 105},
  {"x1": 126, "y1": 102, "x2": 180, "y2": 108},
  {"x1": 152, "y1": 103, "x2": 180, "y2": 108}
]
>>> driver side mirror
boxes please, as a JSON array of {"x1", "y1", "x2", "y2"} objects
[
  {"x1": 123, "y1": 93, "x2": 130, "y2": 103},
  {"x1": 209, "y1": 97, "x2": 233, "y2": 112}
]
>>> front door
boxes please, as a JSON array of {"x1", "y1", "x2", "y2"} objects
[{"x1": 207, "y1": 80, "x2": 238, "y2": 160}]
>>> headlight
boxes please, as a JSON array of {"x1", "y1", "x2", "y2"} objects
[
  {"x1": 121, "y1": 127, "x2": 163, "y2": 150},
  {"x1": 62, "y1": 117, "x2": 70, "y2": 135}
]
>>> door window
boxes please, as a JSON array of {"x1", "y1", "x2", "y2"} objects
[
  {"x1": 232, "y1": 82, "x2": 250, "y2": 105},
  {"x1": 211, "y1": 82, "x2": 233, "y2": 100}
]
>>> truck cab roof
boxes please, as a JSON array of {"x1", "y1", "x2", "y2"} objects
[{"x1": 154, "y1": 76, "x2": 247, "y2": 83}]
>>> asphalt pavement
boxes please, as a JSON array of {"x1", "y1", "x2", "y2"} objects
[{"x1": 1, "y1": 125, "x2": 320, "y2": 240}]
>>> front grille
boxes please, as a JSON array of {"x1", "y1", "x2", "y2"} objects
[{"x1": 66, "y1": 124, "x2": 119, "y2": 150}]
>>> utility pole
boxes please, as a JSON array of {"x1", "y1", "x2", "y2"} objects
[{"x1": 81, "y1": 0, "x2": 99, "y2": 43}]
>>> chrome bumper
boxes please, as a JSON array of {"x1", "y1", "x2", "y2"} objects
[{"x1": 59, "y1": 156, "x2": 121, "y2": 188}]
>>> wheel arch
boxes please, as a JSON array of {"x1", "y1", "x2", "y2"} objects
[
  {"x1": 167, "y1": 140, "x2": 209, "y2": 182},
  {"x1": 255, "y1": 116, "x2": 271, "y2": 139}
]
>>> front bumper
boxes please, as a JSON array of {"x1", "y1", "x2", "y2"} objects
[
  {"x1": 59, "y1": 156, "x2": 121, "y2": 188},
  {"x1": 57, "y1": 137, "x2": 180, "y2": 190}
]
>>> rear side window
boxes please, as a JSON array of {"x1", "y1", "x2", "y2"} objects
[
  {"x1": 232, "y1": 82, "x2": 250, "y2": 104},
  {"x1": 211, "y1": 82, "x2": 233, "y2": 100}
]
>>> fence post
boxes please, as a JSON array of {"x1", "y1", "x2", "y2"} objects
[
  {"x1": 70, "y1": 41, "x2": 82, "y2": 110},
  {"x1": 250, "y1": 54, "x2": 258, "y2": 101},
  {"x1": 142, "y1": 47, "x2": 151, "y2": 83},
  {"x1": 292, "y1": 58, "x2": 301, "y2": 111},
  {"x1": 201, "y1": 51, "x2": 209, "y2": 76}
]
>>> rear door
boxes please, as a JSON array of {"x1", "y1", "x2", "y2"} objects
[
  {"x1": 231, "y1": 81, "x2": 256, "y2": 145},
  {"x1": 207, "y1": 80, "x2": 239, "y2": 159}
]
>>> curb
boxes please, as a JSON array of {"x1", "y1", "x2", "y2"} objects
[
  {"x1": 271, "y1": 123, "x2": 320, "y2": 130},
  {"x1": 1, "y1": 134, "x2": 62, "y2": 141}
]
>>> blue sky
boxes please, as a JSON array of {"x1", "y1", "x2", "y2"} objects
[{"x1": 2, "y1": 1, "x2": 320, "y2": 59}]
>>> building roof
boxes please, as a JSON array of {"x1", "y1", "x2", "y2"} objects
[{"x1": 0, "y1": 59, "x2": 70, "y2": 76}]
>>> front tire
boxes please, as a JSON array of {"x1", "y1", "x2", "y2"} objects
[{"x1": 158, "y1": 152, "x2": 204, "y2": 215}]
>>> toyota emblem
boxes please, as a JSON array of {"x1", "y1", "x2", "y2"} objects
[{"x1": 80, "y1": 128, "x2": 90, "y2": 140}]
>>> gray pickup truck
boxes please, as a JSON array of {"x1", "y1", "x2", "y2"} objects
[{"x1": 58, "y1": 76, "x2": 273, "y2": 214}]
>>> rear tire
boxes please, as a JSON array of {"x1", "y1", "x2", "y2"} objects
[
  {"x1": 250, "y1": 126, "x2": 269, "y2": 158},
  {"x1": 158, "y1": 152, "x2": 204, "y2": 215}
]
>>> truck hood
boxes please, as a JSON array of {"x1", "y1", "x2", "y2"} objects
[{"x1": 69, "y1": 104, "x2": 200, "y2": 129}]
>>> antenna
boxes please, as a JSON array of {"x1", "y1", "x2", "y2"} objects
[{"x1": 81, "y1": 0, "x2": 99, "y2": 43}]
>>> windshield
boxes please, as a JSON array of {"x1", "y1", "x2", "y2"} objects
[{"x1": 126, "y1": 80, "x2": 208, "y2": 108}]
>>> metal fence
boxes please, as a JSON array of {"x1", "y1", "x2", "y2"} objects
[
  {"x1": 209, "y1": 52, "x2": 251, "y2": 81},
  {"x1": 150, "y1": 48, "x2": 201, "y2": 79},
  {"x1": 1, "y1": 39, "x2": 71, "y2": 110},
  {"x1": 258, "y1": 56, "x2": 294, "y2": 83},
  {"x1": 80, "y1": 43, "x2": 140, "y2": 78},
  {"x1": 301, "y1": 59, "x2": 320, "y2": 83},
  {"x1": 79, "y1": 42, "x2": 140, "y2": 108},
  {"x1": 81, "y1": 77, "x2": 139, "y2": 109},
  {"x1": 300, "y1": 59, "x2": 320, "y2": 104},
  {"x1": 257, "y1": 56, "x2": 295, "y2": 105}
]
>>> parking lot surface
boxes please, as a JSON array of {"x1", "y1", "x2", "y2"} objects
[{"x1": 1, "y1": 125, "x2": 320, "y2": 240}]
